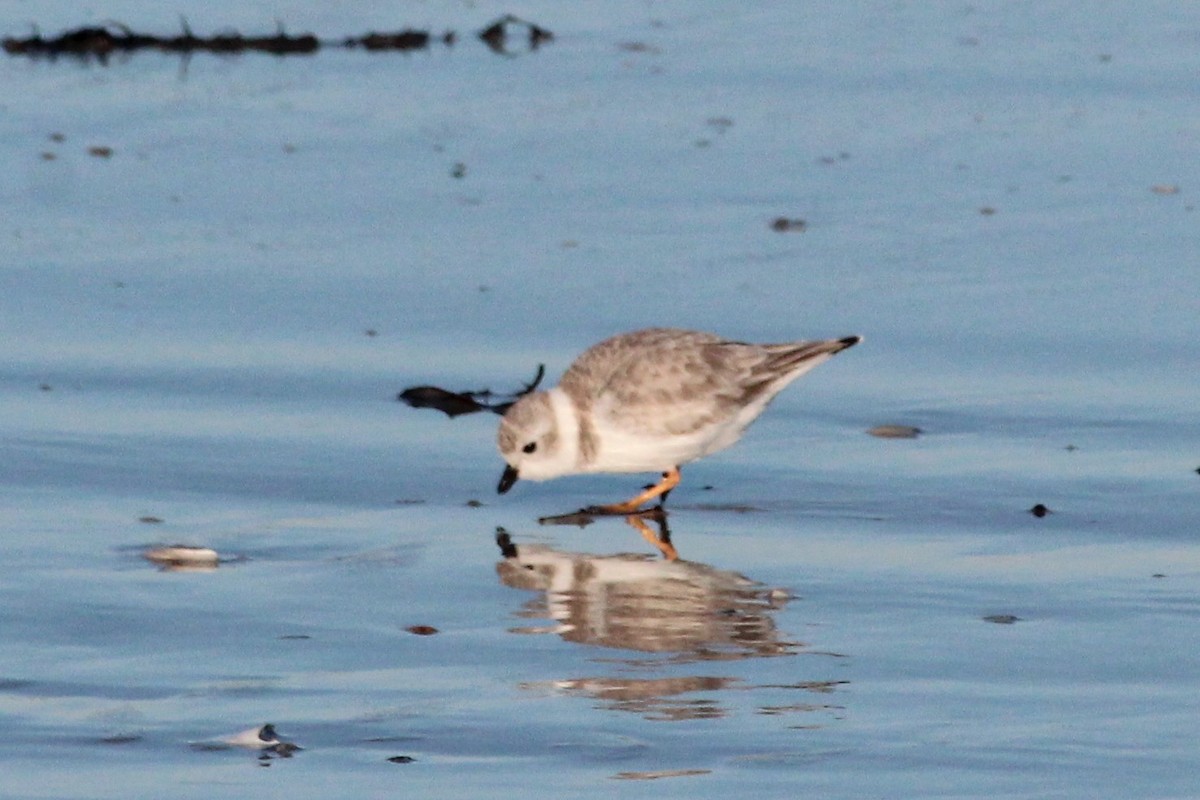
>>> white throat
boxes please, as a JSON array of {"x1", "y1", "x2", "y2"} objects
[{"x1": 545, "y1": 388, "x2": 582, "y2": 473}]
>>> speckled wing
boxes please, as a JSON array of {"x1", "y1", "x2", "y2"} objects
[{"x1": 559, "y1": 328, "x2": 800, "y2": 438}]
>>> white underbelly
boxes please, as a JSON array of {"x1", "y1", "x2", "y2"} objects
[{"x1": 583, "y1": 426, "x2": 734, "y2": 474}]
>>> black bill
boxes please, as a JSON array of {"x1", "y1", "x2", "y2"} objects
[{"x1": 497, "y1": 464, "x2": 519, "y2": 494}]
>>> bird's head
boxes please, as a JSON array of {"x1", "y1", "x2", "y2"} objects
[{"x1": 496, "y1": 391, "x2": 572, "y2": 492}]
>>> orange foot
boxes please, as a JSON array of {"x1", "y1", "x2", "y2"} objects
[{"x1": 584, "y1": 467, "x2": 681, "y2": 515}]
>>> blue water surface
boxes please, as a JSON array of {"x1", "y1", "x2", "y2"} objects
[{"x1": 2, "y1": 2, "x2": 1198, "y2": 798}]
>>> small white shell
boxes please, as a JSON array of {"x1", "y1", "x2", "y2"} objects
[
  {"x1": 143, "y1": 545, "x2": 220, "y2": 570},
  {"x1": 223, "y1": 724, "x2": 281, "y2": 749}
]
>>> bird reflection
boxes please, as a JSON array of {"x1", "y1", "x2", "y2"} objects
[
  {"x1": 495, "y1": 527, "x2": 793, "y2": 658},
  {"x1": 498, "y1": 524, "x2": 817, "y2": 719}
]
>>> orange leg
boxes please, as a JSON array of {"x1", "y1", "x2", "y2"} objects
[
  {"x1": 586, "y1": 467, "x2": 681, "y2": 515},
  {"x1": 624, "y1": 515, "x2": 678, "y2": 561}
]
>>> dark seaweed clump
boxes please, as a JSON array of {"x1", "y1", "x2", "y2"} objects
[
  {"x1": 3, "y1": 15, "x2": 551, "y2": 61},
  {"x1": 398, "y1": 365, "x2": 545, "y2": 418},
  {"x1": 2, "y1": 21, "x2": 320, "y2": 59}
]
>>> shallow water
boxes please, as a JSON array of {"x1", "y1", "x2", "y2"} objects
[{"x1": 3, "y1": 2, "x2": 1199, "y2": 798}]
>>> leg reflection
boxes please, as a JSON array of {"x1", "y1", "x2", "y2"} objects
[{"x1": 624, "y1": 513, "x2": 678, "y2": 561}]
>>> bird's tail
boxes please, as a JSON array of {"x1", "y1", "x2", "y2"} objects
[{"x1": 762, "y1": 335, "x2": 862, "y2": 375}]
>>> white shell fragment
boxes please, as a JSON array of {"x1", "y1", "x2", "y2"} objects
[
  {"x1": 223, "y1": 723, "x2": 283, "y2": 749},
  {"x1": 142, "y1": 545, "x2": 221, "y2": 571},
  {"x1": 192, "y1": 723, "x2": 302, "y2": 754}
]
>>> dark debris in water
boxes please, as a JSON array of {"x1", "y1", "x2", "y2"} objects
[
  {"x1": 1029, "y1": 503, "x2": 1051, "y2": 518},
  {"x1": 818, "y1": 152, "x2": 852, "y2": 165},
  {"x1": 267, "y1": 741, "x2": 301, "y2": 757},
  {"x1": 344, "y1": 30, "x2": 451, "y2": 51},
  {"x1": 4, "y1": 21, "x2": 319, "y2": 59},
  {"x1": 613, "y1": 769, "x2": 712, "y2": 781},
  {"x1": 538, "y1": 504, "x2": 670, "y2": 528},
  {"x1": 387, "y1": 755, "x2": 417, "y2": 764},
  {"x1": 397, "y1": 386, "x2": 494, "y2": 418},
  {"x1": 98, "y1": 733, "x2": 143, "y2": 744},
  {"x1": 4, "y1": 16, "x2": 551, "y2": 61},
  {"x1": 677, "y1": 502, "x2": 762, "y2": 513},
  {"x1": 983, "y1": 614, "x2": 1021, "y2": 624},
  {"x1": 536, "y1": 509, "x2": 598, "y2": 528},
  {"x1": 770, "y1": 217, "x2": 807, "y2": 233},
  {"x1": 398, "y1": 364, "x2": 544, "y2": 417},
  {"x1": 756, "y1": 680, "x2": 850, "y2": 692},
  {"x1": 405, "y1": 625, "x2": 439, "y2": 636},
  {"x1": 867, "y1": 424, "x2": 922, "y2": 439},
  {"x1": 478, "y1": 14, "x2": 553, "y2": 55}
]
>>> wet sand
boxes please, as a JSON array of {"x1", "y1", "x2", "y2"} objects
[{"x1": 3, "y1": 2, "x2": 1199, "y2": 797}]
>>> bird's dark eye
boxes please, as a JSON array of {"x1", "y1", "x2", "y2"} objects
[{"x1": 522, "y1": 442, "x2": 538, "y2": 454}]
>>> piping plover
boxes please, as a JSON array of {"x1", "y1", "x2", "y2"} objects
[{"x1": 496, "y1": 328, "x2": 861, "y2": 512}]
